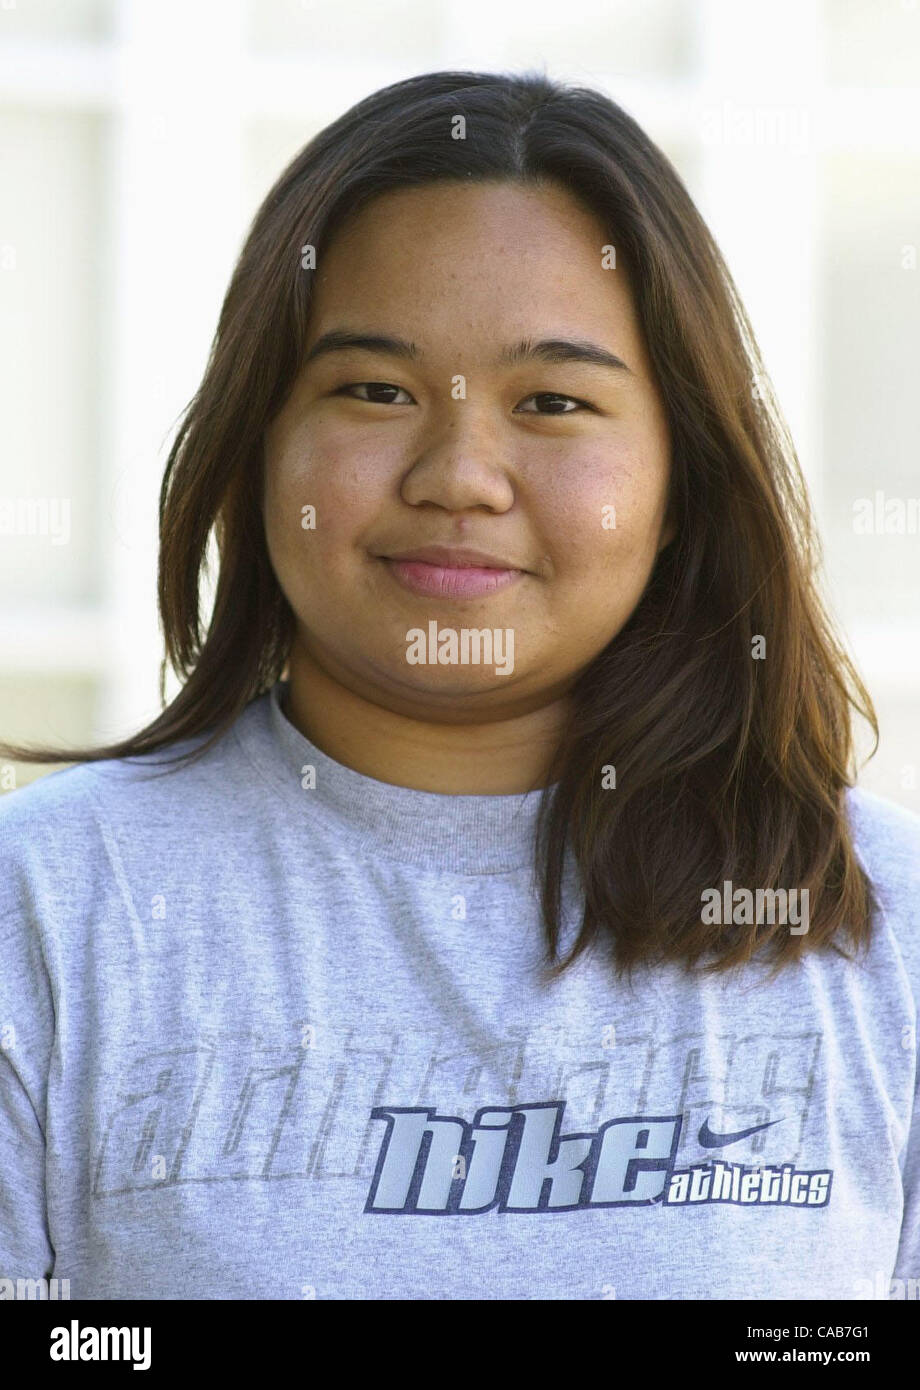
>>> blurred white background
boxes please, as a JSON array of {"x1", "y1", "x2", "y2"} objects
[{"x1": 0, "y1": 0, "x2": 918, "y2": 808}]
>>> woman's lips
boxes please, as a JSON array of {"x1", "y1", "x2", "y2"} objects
[{"x1": 381, "y1": 557, "x2": 523, "y2": 599}]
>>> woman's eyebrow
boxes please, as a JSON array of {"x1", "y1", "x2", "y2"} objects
[
  {"x1": 304, "y1": 330, "x2": 420, "y2": 364},
  {"x1": 303, "y1": 329, "x2": 634, "y2": 375},
  {"x1": 500, "y1": 337, "x2": 634, "y2": 375}
]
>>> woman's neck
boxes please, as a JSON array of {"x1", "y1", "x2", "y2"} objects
[{"x1": 282, "y1": 640, "x2": 570, "y2": 794}]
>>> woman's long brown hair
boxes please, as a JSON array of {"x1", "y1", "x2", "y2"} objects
[{"x1": 2, "y1": 70, "x2": 880, "y2": 982}]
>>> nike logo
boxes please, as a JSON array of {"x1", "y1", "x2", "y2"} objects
[{"x1": 698, "y1": 1117, "x2": 782, "y2": 1148}]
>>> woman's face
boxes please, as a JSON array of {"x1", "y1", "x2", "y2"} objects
[{"x1": 263, "y1": 179, "x2": 675, "y2": 723}]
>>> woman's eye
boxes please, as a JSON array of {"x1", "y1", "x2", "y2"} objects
[
  {"x1": 335, "y1": 384, "x2": 591, "y2": 413},
  {"x1": 515, "y1": 392, "x2": 589, "y2": 415},
  {"x1": 338, "y1": 381, "x2": 414, "y2": 405}
]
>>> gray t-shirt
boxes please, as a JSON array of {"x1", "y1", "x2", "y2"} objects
[{"x1": 1, "y1": 679, "x2": 919, "y2": 1300}]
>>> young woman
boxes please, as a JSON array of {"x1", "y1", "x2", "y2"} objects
[{"x1": 1, "y1": 70, "x2": 917, "y2": 1302}]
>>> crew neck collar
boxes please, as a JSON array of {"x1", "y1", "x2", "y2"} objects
[{"x1": 233, "y1": 679, "x2": 556, "y2": 875}]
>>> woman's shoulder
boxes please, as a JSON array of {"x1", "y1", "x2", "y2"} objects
[
  {"x1": 0, "y1": 713, "x2": 268, "y2": 942},
  {"x1": 844, "y1": 783, "x2": 920, "y2": 886},
  {"x1": 0, "y1": 713, "x2": 251, "y2": 854},
  {"x1": 844, "y1": 783, "x2": 920, "y2": 981},
  {"x1": 0, "y1": 756, "x2": 129, "y2": 849}
]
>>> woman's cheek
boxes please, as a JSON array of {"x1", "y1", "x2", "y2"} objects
[
  {"x1": 544, "y1": 499, "x2": 661, "y2": 612},
  {"x1": 307, "y1": 432, "x2": 407, "y2": 517},
  {"x1": 530, "y1": 471, "x2": 630, "y2": 570}
]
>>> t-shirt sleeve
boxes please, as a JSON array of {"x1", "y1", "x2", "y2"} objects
[
  {"x1": 0, "y1": 827, "x2": 56, "y2": 1282},
  {"x1": 892, "y1": 984, "x2": 920, "y2": 1286},
  {"x1": 847, "y1": 786, "x2": 920, "y2": 1291}
]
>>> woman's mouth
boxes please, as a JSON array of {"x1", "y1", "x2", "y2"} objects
[
  {"x1": 381, "y1": 557, "x2": 523, "y2": 599},
  {"x1": 377, "y1": 546, "x2": 527, "y2": 599}
]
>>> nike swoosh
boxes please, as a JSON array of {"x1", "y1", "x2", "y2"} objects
[{"x1": 698, "y1": 1117, "x2": 782, "y2": 1148}]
